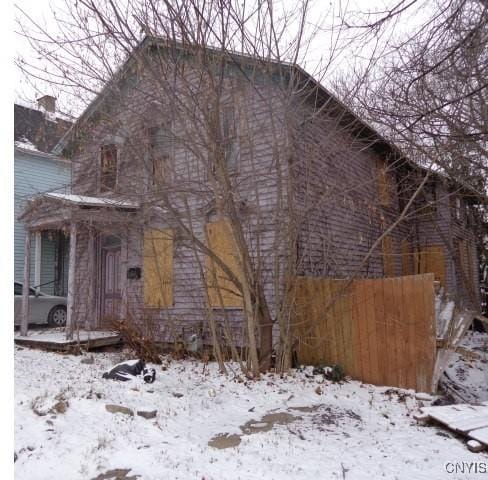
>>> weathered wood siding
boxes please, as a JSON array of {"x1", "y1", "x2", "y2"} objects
[{"x1": 70, "y1": 53, "x2": 291, "y2": 345}]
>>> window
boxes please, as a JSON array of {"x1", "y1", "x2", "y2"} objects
[
  {"x1": 377, "y1": 160, "x2": 391, "y2": 207},
  {"x1": 382, "y1": 236, "x2": 395, "y2": 277},
  {"x1": 143, "y1": 228, "x2": 174, "y2": 308},
  {"x1": 221, "y1": 105, "x2": 239, "y2": 171},
  {"x1": 100, "y1": 144, "x2": 117, "y2": 191},
  {"x1": 148, "y1": 125, "x2": 172, "y2": 188},
  {"x1": 205, "y1": 219, "x2": 243, "y2": 308},
  {"x1": 416, "y1": 245, "x2": 446, "y2": 286},
  {"x1": 422, "y1": 182, "x2": 437, "y2": 215},
  {"x1": 452, "y1": 197, "x2": 463, "y2": 222}
]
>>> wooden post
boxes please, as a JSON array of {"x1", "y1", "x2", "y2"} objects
[
  {"x1": 86, "y1": 227, "x2": 95, "y2": 331},
  {"x1": 34, "y1": 231, "x2": 42, "y2": 294},
  {"x1": 20, "y1": 231, "x2": 31, "y2": 337},
  {"x1": 66, "y1": 222, "x2": 77, "y2": 340},
  {"x1": 120, "y1": 232, "x2": 129, "y2": 320}
]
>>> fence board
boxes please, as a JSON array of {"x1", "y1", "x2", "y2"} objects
[{"x1": 291, "y1": 274, "x2": 436, "y2": 392}]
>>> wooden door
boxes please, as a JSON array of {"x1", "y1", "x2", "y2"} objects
[{"x1": 100, "y1": 238, "x2": 122, "y2": 327}]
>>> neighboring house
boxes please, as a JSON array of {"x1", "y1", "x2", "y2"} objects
[
  {"x1": 14, "y1": 96, "x2": 72, "y2": 296},
  {"x1": 19, "y1": 38, "x2": 482, "y2": 343}
]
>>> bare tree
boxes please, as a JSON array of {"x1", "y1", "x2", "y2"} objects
[{"x1": 16, "y1": 0, "x2": 471, "y2": 377}]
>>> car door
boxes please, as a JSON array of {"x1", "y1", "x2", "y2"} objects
[{"x1": 14, "y1": 283, "x2": 50, "y2": 325}]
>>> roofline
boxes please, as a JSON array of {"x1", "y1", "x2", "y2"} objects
[
  {"x1": 53, "y1": 36, "x2": 484, "y2": 200},
  {"x1": 14, "y1": 145, "x2": 70, "y2": 164}
]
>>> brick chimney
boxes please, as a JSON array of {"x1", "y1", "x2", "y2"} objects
[{"x1": 37, "y1": 95, "x2": 56, "y2": 113}]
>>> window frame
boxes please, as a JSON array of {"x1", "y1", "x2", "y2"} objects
[{"x1": 99, "y1": 143, "x2": 118, "y2": 192}]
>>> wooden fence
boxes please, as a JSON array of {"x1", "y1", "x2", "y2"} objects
[{"x1": 291, "y1": 273, "x2": 436, "y2": 392}]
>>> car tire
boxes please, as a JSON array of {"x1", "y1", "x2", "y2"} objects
[{"x1": 48, "y1": 305, "x2": 67, "y2": 327}]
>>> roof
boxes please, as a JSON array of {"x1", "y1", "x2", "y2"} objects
[
  {"x1": 53, "y1": 36, "x2": 485, "y2": 201},
  {"x1": 14, "y1": 103, "x2": 73, "y2": 155},
  {"x1": 43, "y1": 192, "x2": 139, "y2": 209}
]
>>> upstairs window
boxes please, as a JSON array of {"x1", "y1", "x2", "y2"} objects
[
  {"x1": 421, "y1": 181, "x2": 437, "y2": 216},
  {"x1": 148, "y1": 125, "x2": 171, "y2": 188},
  {"x1": 100, "y1": 144, "x2": 117, "y2": 192},
  {"x1": 453, "y1": 197, "x2": 463, "y2": 222},
  {"x1": 221, "y1": 105, "x2": 239, "y2": 171},
  {"x1": 376, "y1": 160, "x2": 391, "y2": 207}
]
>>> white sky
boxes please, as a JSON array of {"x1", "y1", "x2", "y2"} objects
[{"x1": 13, "y1": 0, "x2": 429, "y2": 116}]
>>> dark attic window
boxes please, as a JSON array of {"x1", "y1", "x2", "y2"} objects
[{"x1": 100, "y1": 144, "x2": 117, "y2": 192}]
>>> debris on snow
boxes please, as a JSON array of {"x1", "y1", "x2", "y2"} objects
[
  {"x1": 15, "y1": 347, "x2": 488, "y2": 480},
  {"x1": 105, "y1": 404, "x2": 134, "y2": 416}
]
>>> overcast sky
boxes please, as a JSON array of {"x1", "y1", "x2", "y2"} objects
[{"x1": 14, "y1": 0, "x2": 428, "y2": 116}]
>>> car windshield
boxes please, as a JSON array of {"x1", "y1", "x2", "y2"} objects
[{"x1": 14, "y1": 283, "x2": 38, "y2": 295}]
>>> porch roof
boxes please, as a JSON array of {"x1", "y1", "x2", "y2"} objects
[
  {"x1": 20, "y1": 192, "x2": 140, "y2": 230},
  {"x1": 43, "y1": 192, "x2": 139, "y2": 208}
]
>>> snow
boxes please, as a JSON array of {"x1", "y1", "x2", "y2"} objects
[
  {"x1": 14, "y1": 138, "x2": 46, "y2": 155},
  {"x1": 44, "y1": 192, "x2": 139, "y2": 209},
  {"x1": 442, "y1": 331, "x2": 488, "y2": 403},
  {"x1": 15, "y1": 347, "x2": 488, "y2": 480}
]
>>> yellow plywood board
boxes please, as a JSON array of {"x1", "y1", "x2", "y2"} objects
[
  {"x1": 143, "y1": 228, "x2": 174, "y2": 308},
  {"x1": 205, "y1": 220, "x2": 243, "y2": 308}
]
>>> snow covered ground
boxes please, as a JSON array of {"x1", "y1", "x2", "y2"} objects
[{"x1": 15, "y1": 345, "x2": 487, "y2": 480}]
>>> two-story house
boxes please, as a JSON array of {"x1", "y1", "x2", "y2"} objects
[{"x1": 19, "y1": 37, "x2": 481, "y2": 352}]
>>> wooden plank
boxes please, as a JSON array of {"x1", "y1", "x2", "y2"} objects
[
  {"x1": 364, "y1": 279, "x2": 380, "y2": 384},
  {"x1": 418, "y1": 246, "x2": 446, "y2": 287},
  {"x1": 143, "y1": 228, "x2": 174, "y2": 308},
  {"x1": 469, "y1": 427, "x2": 488, "y2": 446},
  {"x1": 392, "y1": 276, "x2": 407, "y2": 388},
  {"x1": 340, "y1": 281, "x2": 354, "y2": 376},
  {"x1": 382, "y1": 236, "x2": 395, "y2": 277},
  {"x1": 350, "y1": 280, "x2": 363, "y2": 380},
  {"x1": 420, "y1": 273, "x2": 436, "y2": 392},
  {"x1": 372, "y1": 277, "x2": 387, "y2": 386},
  {"x1": 322, "y1": 279, "x2": 337, "y2": 365},
  {"x1": 382, "y1": 277, "x2": 399, "y2": 388},
  {"x1": 401, "y1": 239, "x2": 413, "y2": 276},
  {"x1": 403, "y1": 275, "x2": 418, "y2": 390},
  {"x1": 353, "y1": 280, "x2": 369, "y2": 382},
  {"x1": 331, "y1": 280, "x2": 346, "y2": 369},
  {"x1": 205, "y1": 220, "x2": 243, "y2": 308}
]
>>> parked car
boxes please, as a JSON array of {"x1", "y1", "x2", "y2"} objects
[{"x1": 14, "y1": 282, "x2": 67, "y2": 327}]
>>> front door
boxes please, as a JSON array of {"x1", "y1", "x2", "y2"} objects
[{"x1": 100, "y1": 236, "x2": 122, "y2": 328}]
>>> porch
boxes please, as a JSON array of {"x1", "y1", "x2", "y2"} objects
[
  {"x1": 14, "y1": 328, "x2": 122, "y2": 352},
  {"x1": 19, "y1": 192, "x2": 140, "y2": 339}
]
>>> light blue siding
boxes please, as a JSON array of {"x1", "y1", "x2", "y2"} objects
[{"x1": 14, "y1": 150, "x2": 71, "y2": 292}]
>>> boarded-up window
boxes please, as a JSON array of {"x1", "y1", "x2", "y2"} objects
[
  {"x1": 100, "y1": 144, "x2": 117, "y2": 191},
  {"x1": 382, "y1": 236, "x2": 395, "y2": 277},
  {"x1": 143, "y1": 228, "x2": 174, "y2": 308},
  {"x1": 221, "y1": 105, "x2": 239, "y2": 171},
  {"x1": 377, "y1": 161, "x2": 391, "y2": 207},
  {"x1": 148, "y1": 125, "x2": 172, "y2": 187},
  {"x1": 205, "y1": 220, "x2": 243, "y2": 308},
  {"x1": 416, "y1": 245, "x2": 446, "y2": 286},
  {"x1": 401, "y1": 239, "x2": 414, "y2": 275},
  {"x1": 458, "y1": 239, "x2": 475, "y2": 296}
]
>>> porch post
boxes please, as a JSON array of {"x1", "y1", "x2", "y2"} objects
[
  {"x1": 120, "y1": 232, "x2": 129, "y2": 321},
  {"x1": 86, "y1": 227, "x2": 95, "y2": 330},
  {"x1": 66, "y1": 222, "x2": 77, "y2": 340},
  {"x1": 34, "y1": 231, "x2": 42, "y2": 294},
  {"x1": 20, "y1": 231, "x2": 31, "y2": 336}
]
